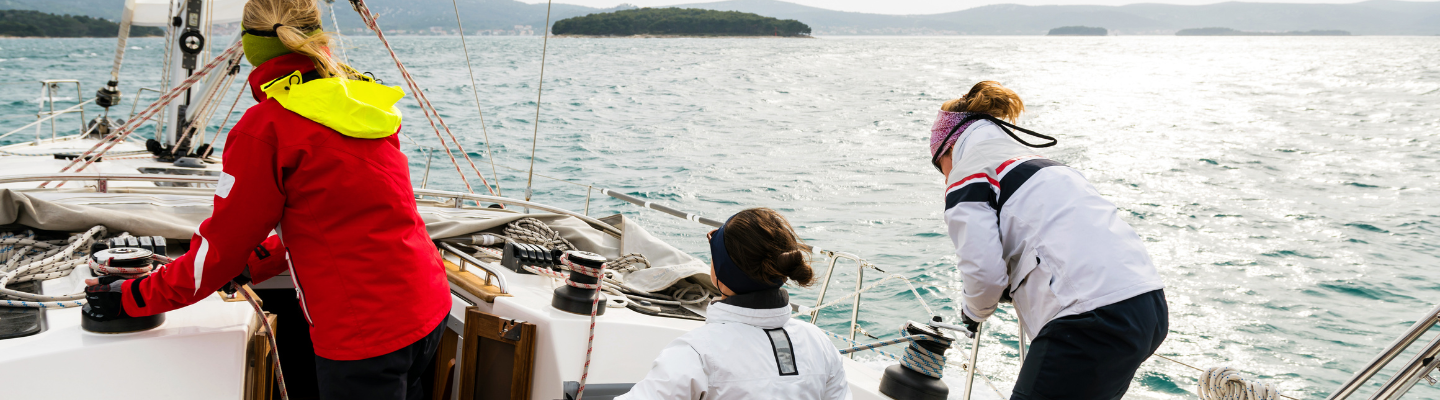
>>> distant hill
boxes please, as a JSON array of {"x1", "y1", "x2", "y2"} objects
[
  {"x1": 670, "y1": 0, "x2": 1440, "y2": 35},
  {"x1": 553, "y1": 8, "x2": 810, "y2": 36},
  {"x1": 2, "y1": 0, "x2": 1438, "y2": 36},
  {"x1": 1176, "y1": 27, "x2": 1351, "y2": 35},
  {"x1": 0, "y1": 9, "x2": 163, "y2": 37},
  {"x1": 1048, "y1": 26, "x2": 1108, "y2": 35}
]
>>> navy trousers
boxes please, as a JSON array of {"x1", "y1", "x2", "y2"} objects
[
  {"x1": 314, "y1": 320, "x2": 445, "y2": 400},
  {"x1": 1011, "y1": 290, "x2": 1169, "y2": 400}
]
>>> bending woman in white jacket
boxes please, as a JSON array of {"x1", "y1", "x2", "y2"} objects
[
  {"x1": 931, "y1": 81, "x2": 1168, "y2": 400},
  {"x1": 619, "y1": 208, "x2": 851, "y2": 400}
]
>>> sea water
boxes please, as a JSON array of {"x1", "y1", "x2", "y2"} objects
[{"x1": 2, "y1": 36, "x2": 1437, "y2": 399}]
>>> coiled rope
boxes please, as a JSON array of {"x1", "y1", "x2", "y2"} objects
[
  {"x1": 504, "y1": 217, "x2": 576, "y2": 252},
  {"x1": 1198, "y1": 366, "x2": 1280, "y2": 400},
  {"x1": 0, "y1": 226, "x2": 107, "y2": 308},
  {"x1": 837, "y1": 333, "x2": 948, "y2": 378},
  {"x1": 87, "y1": 257, "x2": 155, "y2": 278}
]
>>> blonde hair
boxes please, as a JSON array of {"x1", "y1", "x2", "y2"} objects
[
  {"x1": 242, "y1": 0, "x2": 351, "y2": 78},
  {"x1": 941, "y1": 81, "x2": 1024, "y2": 123}
]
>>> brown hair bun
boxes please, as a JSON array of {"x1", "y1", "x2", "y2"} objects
[{"x1": 722, "y1": 208, "x2": 815, "y2": 287}]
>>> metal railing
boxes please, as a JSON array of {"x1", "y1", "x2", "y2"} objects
[
  {"x1": 1328, "y1": 303, "x2": 1440, "y2": 400},
  {"x1": 37, "y1": 80, "x2": 86, "y2": 142},
  {"x1": 437, "y1": 242, "x2": 509, "y2": 294}
]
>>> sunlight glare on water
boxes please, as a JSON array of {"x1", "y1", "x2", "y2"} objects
[{"x1": 2, "y1": 35, "x2": 1437, "y2": 399}]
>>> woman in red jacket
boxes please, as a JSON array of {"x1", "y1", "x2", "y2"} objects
[{"x1": 82, "y1": 1, "x2": 451, "y2": 399}]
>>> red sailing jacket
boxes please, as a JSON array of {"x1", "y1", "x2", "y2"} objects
[{"x1": 122, "y1": 54, "x2": 450, "y2": 361}]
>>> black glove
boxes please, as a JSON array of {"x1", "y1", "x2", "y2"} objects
[
  {"x1": 961, "y1": 312, "x2": 981, "y2": 334},
  {"x1": 82, "y1": 275, "x2": 131, "y2": 322},
  {"x1": 221, "y1": 266, "x2": 253, "y2": 296}
]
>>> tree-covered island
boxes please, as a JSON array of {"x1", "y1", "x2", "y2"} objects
[
  {"x1": 551, "y1": 8, "x2": 811, "y2": 37},
  {"x1": 1048, "y1": 26, "x2": 1107, "y2": 36},
  {"x1": 0, "y1": 10, "x2": 163, "y2": 38}
]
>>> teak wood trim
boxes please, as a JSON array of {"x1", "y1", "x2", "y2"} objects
[
  {"x1": 458, "y1": 307, "x2": 538, "y2": 400},
  {"x1": 245, "y1": 313, "x2": 278, "y2": 400},
  {"x1": 443, "y1": 259, "x2": 508, "y2": 302}
]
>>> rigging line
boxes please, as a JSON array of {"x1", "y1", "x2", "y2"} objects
[
  {"x1": 524, "y1": 0, "x2": 554, "y2": 202},
  {"x1": 202, "y1": 79, "x2": 247, "y2": 149},
  {"x1": 325, "y1": 0, "x2": 351, "y2": 65},
  {"x1": 348, "y1": 0, "x2": 497, "y2": 196},
  {"x1": 169, "y1": 56, "x2": 239, "y2": 155},
  {"x1": 451, "y1": 0, "x2": 503, "y2": 196}
]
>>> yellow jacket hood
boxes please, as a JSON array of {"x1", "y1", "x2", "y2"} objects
[{"x1": 260, "y1": 71, "x2": 405, "y2": 139}]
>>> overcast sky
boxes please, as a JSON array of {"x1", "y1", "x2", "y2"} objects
[{"x1": 520, "y1": 0, "x2": 1376, "y2": 15}]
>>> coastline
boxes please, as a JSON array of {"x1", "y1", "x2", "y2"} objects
[{"x1": 553, "y1": 34, "x2": 815, "y2": 39}]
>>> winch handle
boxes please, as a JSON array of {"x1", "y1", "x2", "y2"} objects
[{"x1": 928, "y1": 319, "x2": 976, "y2": 339}]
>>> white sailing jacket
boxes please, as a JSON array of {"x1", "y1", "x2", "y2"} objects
[
  {"x1": 618, "y1": 289, "x2": 852, "y2": 400},
  {"x1": 944, "y1": 119, "x2": 1164, "y2": 339}
]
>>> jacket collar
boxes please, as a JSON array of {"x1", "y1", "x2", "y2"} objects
[
  {"x1": 248, "y1": 53, "x2": 316, "y2": 102},
  {"x1": 707, "y1": 288, "x2": 791, "y2": 329}
]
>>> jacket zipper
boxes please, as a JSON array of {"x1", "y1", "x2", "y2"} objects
[
  {"x1": 276, "y1": 226, "x2": 315, "y2": 326},
  {"x1": 287, "y1": 253, "x2": 315, "y2": 326}
]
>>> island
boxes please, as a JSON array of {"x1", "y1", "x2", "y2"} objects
[
  {"x1": 551, "y1": 8, "x2": 811, "y2": 37},
  {"x1": 1047, "y1": 26, "x2": 1107, "y2": 36},
  {"x1": 1176, "y1": 27, "x2": 1351, "y2": 36},
  {"x1": 0, "y1": 10, "x2": 164, "y2": 38}
]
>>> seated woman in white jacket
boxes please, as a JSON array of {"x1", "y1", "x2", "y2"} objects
[
  {"x1": 619, "y1": 208, "x2": 851, "y2": 400},
  {"x1": 930, "y1": 81, "x2": 1168, "y2": 400}
]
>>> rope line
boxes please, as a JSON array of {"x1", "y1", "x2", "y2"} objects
[
  {"x1": 559, "y1": 252, "x2": 605, "y2": 400},
  {"x1": 348, "y1": 0, "x2": 497, "y2": 196},
  {"x1": 450, "y1": 0, "x2": 503, "y2": 196},
  {"x1": 325, "y1": 0, "x2": 351, "y2": 66},
  {"x1": 240, "y1": 286, "x2": 290, "y2": 400},
  {"x1": 523, "y1": 0, "x2": 555, "y2": 202},
  {"x1": 208, "y1": 80, "x2": 249, "y2": 148}
]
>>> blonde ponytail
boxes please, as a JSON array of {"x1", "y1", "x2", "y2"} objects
[
  {"x1": 243, "y1": 0, "x2": 351, "y2": 79},
  {"x1": 942, "y1": 81, "x2": 1025, "y2": 123}
]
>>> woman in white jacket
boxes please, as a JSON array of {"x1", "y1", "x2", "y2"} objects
[
  {"x1": 931, "y1": 81, "x2": 1169, "y2": 400},
  {"x1": 619, "y1": 208, "x2": 851, "y2": 400}
]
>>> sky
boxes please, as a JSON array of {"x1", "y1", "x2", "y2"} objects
[{"x1": 519, "y1": 0, "x2": 1381, "y2": 15}]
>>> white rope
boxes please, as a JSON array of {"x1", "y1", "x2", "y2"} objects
[
  {"x1": 1199, "y1": 366, "x2": 1280, "y2": 400},
  {"x1": 0, "y1": 226, "x2": 108, "y2": 308},
  {"x1": 504, "y1": 217, "x2": 576, "y2": 252}
]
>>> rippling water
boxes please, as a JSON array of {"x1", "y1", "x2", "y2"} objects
[{"x1": 3, "y1": 35, "x2": 1438, "y2": 399}]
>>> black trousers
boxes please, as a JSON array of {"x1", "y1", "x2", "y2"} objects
[
  {"x1": 1011, "y1": 290, "x2": 1169, "y2": 400},
  {"x1": 315, "y1": 320, "x2": 446, "y2": 400}
]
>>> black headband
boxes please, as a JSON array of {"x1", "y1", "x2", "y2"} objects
[{"x1": 242, "y1": 24, "x2": 321, "y2": 37}]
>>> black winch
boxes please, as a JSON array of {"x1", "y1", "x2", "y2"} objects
[
  {"x1": 550, "y1": 251, "x2": 608, "y2": 316},
  {"x1": 82, "y1": 247, "x2": 165, "y2": 333},
  {"x1": 878, "y1": 320, "x2": 954, "y2": 400}
]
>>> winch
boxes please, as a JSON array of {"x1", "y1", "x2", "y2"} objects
[
  {"x1": 551, "y1": 251, "x2": 608, "y2": 316},
  {"x1": 82, "y1": 247, "x2": 166, "y2": 333},
  {"x1": 878, "y1": 320, "x2": 954, "y2": 400}
]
